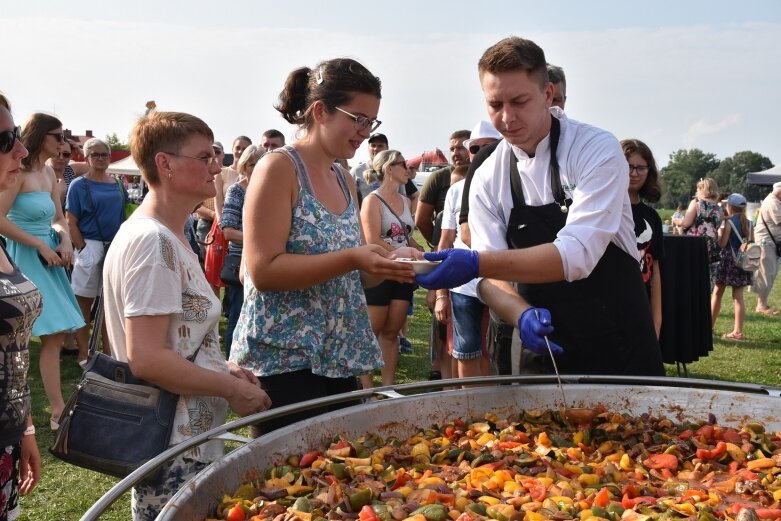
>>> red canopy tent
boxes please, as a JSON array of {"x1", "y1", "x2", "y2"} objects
[{"x1": 406, "y1": 148, "x2": 448, "y2": 170}]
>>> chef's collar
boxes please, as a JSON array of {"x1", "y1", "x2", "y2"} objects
[{"x1": 511, "y1": 131, "x2": 552, "y2": 161}]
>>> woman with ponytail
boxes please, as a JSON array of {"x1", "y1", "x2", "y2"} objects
[
  {"x1": 712, "y1": 193, "x2": 753, "y2": 341},
  {"x1": 231, "y1": 58, "x2": 418, "y2": 435}
]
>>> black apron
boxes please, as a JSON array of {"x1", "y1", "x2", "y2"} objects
[{"x1": 506, "y1": 117, "x2": 664, "y2": 376}]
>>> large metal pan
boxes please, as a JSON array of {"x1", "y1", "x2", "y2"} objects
[{"x1": 137, "y1": 375, "x2": 781, "y2": 521}]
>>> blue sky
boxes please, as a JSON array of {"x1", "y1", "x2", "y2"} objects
[{"x1": 4, "y1": 1, "x2": 780, "y2": 168}]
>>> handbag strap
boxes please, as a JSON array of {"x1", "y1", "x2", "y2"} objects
[
  {"x1": 88, "y1": 291, "x2": 202, "y2": 363},
  {"x1": 761, "y1": 212, "x2": 780, "y2": 246},
  {"x1": 82, "y1": 177, "x2": 125, "y2": 243},
  {"x1": 371, "y1": 192, "x2": 411, "y2": 246}
]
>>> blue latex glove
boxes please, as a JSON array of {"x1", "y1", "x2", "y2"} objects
[
  {"x1": 416, "y1": 248, "x2": 479, "y2": 289},
  {"x1": 517, "y1": 307, "x2": 564, "y2": 355}
]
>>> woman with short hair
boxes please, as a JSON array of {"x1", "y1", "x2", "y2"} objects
[
  {"x1": 66, "y1": 137, "x2": 126, "y2": 364},
  {"x1": 0, "y1": 112, "x2": 84, "y2": 430},
  {"x1": 103, "y1": 110, "x2": 271, "y2": 521}
]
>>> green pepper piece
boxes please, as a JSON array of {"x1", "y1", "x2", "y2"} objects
[
  {"x1": 471, "y1": 453, "x2": 496, "y2": 468},
  {"x1": 467, "y1": 503, "x2": 488, "y2": 516},
  {"x1": 331, "y1": 463, "x2": 348, "y2": 480},
  {"x1": 447, "y1": 448, "x2": 464, "y2": 460},
  {"x1": 412, "y1": 504, "x2": 447, "y2": 521},
  {"x1": 550, "y1": 435, "x2": 574, "y2": 448},
  {"x1": 293, "y1": 497, "x2": 312, "y2": 513},
  {"x1": 372, "y1": 504, "x2": 392, "y2": 521},
  {"x1": 349, "y1": 488, "x2": 373, "y2": 510},
  {"x1": 591, "y1": 506, "x2": 608, "y2": 519},
  {"x1": 606, "y1": 503, "x2": 625, "y2": 518}
]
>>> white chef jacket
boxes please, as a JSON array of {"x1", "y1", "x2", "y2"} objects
[
  {"x1": 468, "y1": 108, "x2": 638, "y2": 282},
  {"x1": 441, "y1": 179, "x2": 477, "y2": 297}
]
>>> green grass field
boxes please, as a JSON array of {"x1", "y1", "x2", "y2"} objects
[{"x1": 17, "y1": 269, "x2": 781, "y2": 520}]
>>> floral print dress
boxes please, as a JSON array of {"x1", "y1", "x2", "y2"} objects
[{"x1": 230, "y1": 146, "x2": 382, "y2": 378}]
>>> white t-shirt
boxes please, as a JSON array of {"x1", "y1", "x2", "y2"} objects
[
  {"x1": 755, "y1": 192, "x2": 781, "y2": 244},
  {"x1": 468, "y1": 108, "x2": 639, "y2": 282},
  {"x1": 103, "y1": 217, "x2": 228, "y2": 461},
  {"x1": 441, "y1": 179, "x2": 477, "y2": 297}
]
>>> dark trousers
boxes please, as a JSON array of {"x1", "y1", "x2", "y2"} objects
[{"x1": 252, "y1": 370, "x2": 359, "y2": 437}]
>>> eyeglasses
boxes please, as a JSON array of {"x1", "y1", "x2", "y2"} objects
[
  {"x1": 89, "y1": 152, "x2": 110, "y2": 159},
  {"x1": 628, "y1": 165, "x2": 649, "y2": 175},
  {"x1": 47, "y1": 132, "x2": 65, "y2": 142},
  {"x1": 334, "y1": 106, "x2": 381, "y2": 133},
  {"x1": 0, "y1": 126, "x2": 22, "y2": 154},
  {"x1": 163, "y1": 152, "x2": 221, "y2": 166}
]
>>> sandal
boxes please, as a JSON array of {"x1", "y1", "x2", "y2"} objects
[{"x1": 722, "y1": 331, "x2": 744, "y2": 341}]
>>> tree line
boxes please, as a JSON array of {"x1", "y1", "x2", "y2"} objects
[{"x1": 659, "y1": 149, "x2": 774, "y2": 208}]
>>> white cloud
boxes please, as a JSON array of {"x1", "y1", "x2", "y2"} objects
[{"x1": 683, "y1": 114, "x2": 743, "y2": 146}]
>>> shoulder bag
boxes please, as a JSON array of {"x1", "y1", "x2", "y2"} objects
[
  {"x1": 761, "y1": 213, "x2": 781, "y2": 258},
  {"x1": 727, "y1": 219, "x2": 761, "y2": 272},
  {"x1": 50, "y1": 295, "x2": 200, "y2": 484},
  {"x1": 220, "y1": 250, "x2": 242, "y2": 287}
]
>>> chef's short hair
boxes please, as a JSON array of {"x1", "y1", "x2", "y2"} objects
[{"x1": 479, "y1": 37, "x2": 548, "y2": 89}]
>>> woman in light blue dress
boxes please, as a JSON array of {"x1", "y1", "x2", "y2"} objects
[{"x1": 0, "y1": 113, "x2": 85, "y2": 430}]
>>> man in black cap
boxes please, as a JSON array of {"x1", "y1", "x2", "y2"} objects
[{"x1": 351, "y1": 133, "x2": 388, "y2": 205}]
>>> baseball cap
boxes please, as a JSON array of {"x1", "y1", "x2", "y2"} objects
[
  {"x1": 368, "y1": 133, "x2": 388, "y2": 145},
  {"x1": 726, "y1": 193, "x2": 747, "y2": 207},
  {"x1": 463, "y1": 121, "x2": 502, "y2": 151}
]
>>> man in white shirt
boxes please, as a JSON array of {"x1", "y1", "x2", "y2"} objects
[
  {"x1": 351, "y1": 133, "x2": 388, "y2": 203},
  {"x1": 752, "y1": 182, "x2": 781, "y2": 315},
  {"x1": 418, "y1": 36, "x2": 664, "y2": 376}
]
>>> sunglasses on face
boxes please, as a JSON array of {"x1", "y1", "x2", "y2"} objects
[
  {"x1": 89, "y1": 152, "x2": 110, "y2": 159},
  {"x1": 0, "y1": 126, "x2": 22, "y2": 154},
  {"x1": 469, "y1": 144, "x2": 485, "y2": 155},
  {"x1": 47, "y1": 132, "x2": 65, "y2": 142}
]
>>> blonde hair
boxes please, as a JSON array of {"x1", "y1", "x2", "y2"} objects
[
  {"x1": 236, "y1": 144, "x2": 264, "y2": 177},
  {"x1": 369, "y1": 149, "x2": 403, "y2": 183},
  {"x1": 697, "y1": 177, "x2": 719, "y2": 200},
  {"x1": 129, "y1": 111, "x2": 213, "y2": 186}
]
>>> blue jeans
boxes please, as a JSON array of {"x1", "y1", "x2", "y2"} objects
[
  {"x1": 450, "y1": 292, "x2": 487, "y2": 360},
  {"x1": 224, "y1": 285, "x2": 244, "y2": 360}
]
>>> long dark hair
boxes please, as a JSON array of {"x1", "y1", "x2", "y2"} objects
[
  {"x1": 275, "y1": 58, "x2": 381, "y2": 130},
  {"x1": 621, "y1": 138, "x2": 661, "y2": 204},
  {"x1": 21, "y1": 113, "x2": 62, "y2": 171}
]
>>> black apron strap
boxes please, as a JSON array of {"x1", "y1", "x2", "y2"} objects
[{"x1": 508, "y1": 116, "x2": 568, "y2": 211}]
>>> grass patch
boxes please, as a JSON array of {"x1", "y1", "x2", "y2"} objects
[{"x1": 19, "y1": 263, "x2": 780, "y2": 519}]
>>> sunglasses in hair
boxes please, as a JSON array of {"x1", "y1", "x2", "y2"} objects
[
  {"x1": 0, "y1": 126, "x2": 22, "y2": 154},
  {"x1": 47, "y1": 132, "x2": 65, "y2": 142}
]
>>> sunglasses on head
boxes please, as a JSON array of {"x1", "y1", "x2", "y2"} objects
[{"x1": 0, "y1": 126, "x2": 22, "y2": 154}]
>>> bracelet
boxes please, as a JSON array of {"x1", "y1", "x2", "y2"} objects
[
  {"x1": 435, "y1": 295, "x2": 449, "y2": 301},
  {"x1": 24, "y1": 424, "x2": 35, "y2": 436}
]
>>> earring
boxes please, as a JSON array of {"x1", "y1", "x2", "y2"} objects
[{"x1": 168, "y1": 173, "x2": 172, "y2": 179}]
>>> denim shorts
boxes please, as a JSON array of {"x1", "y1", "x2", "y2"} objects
[{"x1": 450, "y1": 292, "x2": 489, "y2": 360}]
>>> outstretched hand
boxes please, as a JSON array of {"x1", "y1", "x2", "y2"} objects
[
  {"x1": 415, "y1": 248, "x2": 479, "y2": 289},
  {"x1": 517, "y1": 307, "x2": 564, "y2": 356}
]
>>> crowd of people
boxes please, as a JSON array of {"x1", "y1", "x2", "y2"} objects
[{"x1": 1, "y1": 34, "x2": 780, "y2": 520}]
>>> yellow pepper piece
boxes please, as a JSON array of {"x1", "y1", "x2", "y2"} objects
[
  {"x1": 537, "y1": 477, "x2": 554, "y2": 488},
  {"x1": 396, "y1": 486, "x2": 413, "y2": 498},
  {"x1": 773, "y1": 489, "x2": 781, "y2": 502},
  {"x1": 419, "y1": 477, "x2": 445, "y2": 485},
  {"x1": 573, "y1": 431, "x2": 584, "y2": 445},
  {"x1": 619, "y1": 453, "x2": 633, "y2": 470},
  {"x1": 477, "y1": 432, "x2": 497, "y2": 446},
  {"x1": 537, "y1": 432, "x2": 552, "y2": 447},
  {"x1": 550, "y1": 496, "x2": 573, "y2": 505},
  {"x1": 479, "y1": 495, "x2": 501, "y2": 505},
  {"x1": 578, "y1": 474, "x2": 601, "y2": 487},
  {"x1": 524, "y1": 511, "x2": 546, "y2": 521},
  {"x1": 580, "y1": 509, "x2": 593, "y2": 520},
  {"x1": 747, "y1": 458, "x2": 775, "y2": 470},
  {"x1": 504, "y1": 481, "x2": 522, "y2": 494}
]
